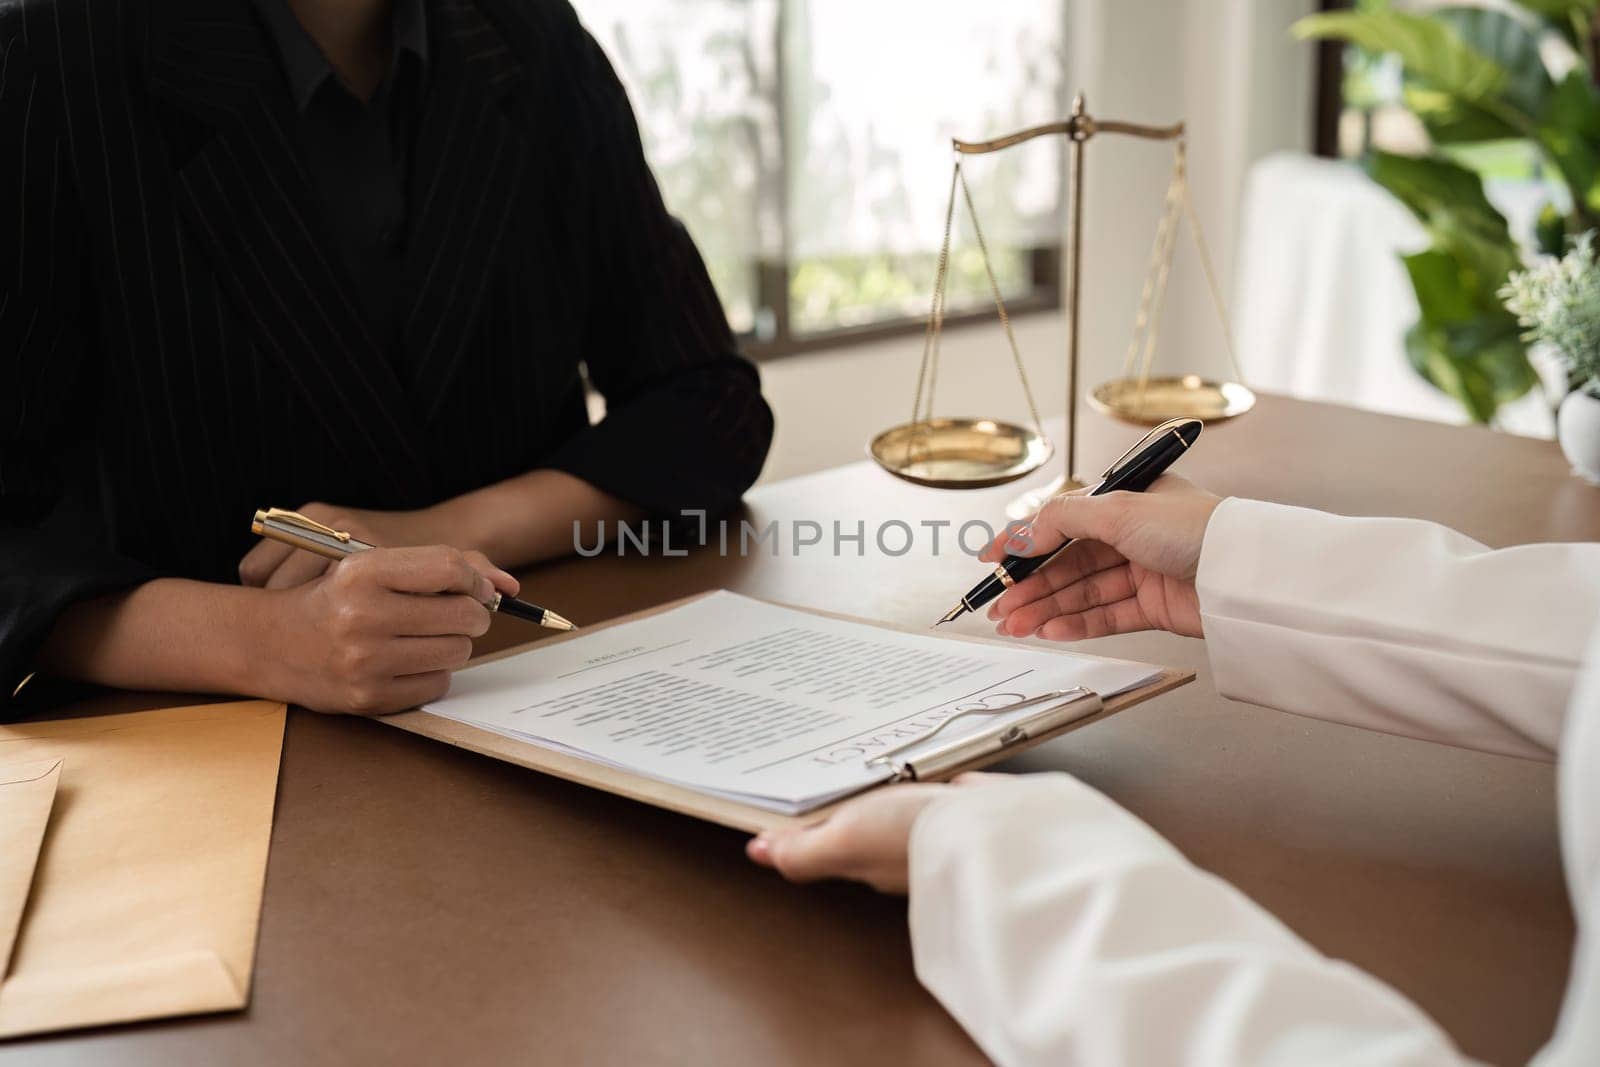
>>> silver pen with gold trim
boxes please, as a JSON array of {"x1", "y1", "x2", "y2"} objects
[{"x1": 251, "y1": 507, "x2": 577, "y2": 632}]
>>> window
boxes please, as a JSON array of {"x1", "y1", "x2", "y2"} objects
[{"x1": 573, "y1": 0, "x2": 1069, "y2": 358}]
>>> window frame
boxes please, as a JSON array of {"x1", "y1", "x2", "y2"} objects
[
  {"x1": 1312, "y1": 0, "x2": 1353, "y2": 160},
  {"x1": 738, "y1": 246, "x2": 1062, "y2": 362},
  {"x1": 725, "y1": 0, "x2": 1064, "y2": 362}
]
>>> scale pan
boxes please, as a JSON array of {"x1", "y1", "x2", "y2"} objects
[
  {"x1": 869, "y1": 418, "x2": 1053, "y2": 489},
  {"x1": 1089, "y1": 375, "x2": 1255, "y2": 426}
]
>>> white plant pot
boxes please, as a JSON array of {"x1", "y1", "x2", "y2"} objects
[{"x1": 1558, "y1": 389, "x2": 1600, "y2": 486}]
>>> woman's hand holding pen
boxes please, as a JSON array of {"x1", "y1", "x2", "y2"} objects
[
  {"x1": 749, "y1": 477, "x2": 1222, "y2": 890},
  {"x1": 257, "y1": 546, "x2": 519, "y2": 716},
  {"x1": 981, "y1": 476, "x2": 1221, "y2": 641}
]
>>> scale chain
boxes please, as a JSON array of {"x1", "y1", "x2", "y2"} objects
[
  {"x1": 1121, "y1": 141, "x2": 1248, "y2": 412},
  {"x1": 1135, "y1": 160, "x2": 1185, "y2": 400},
  {"x1": 1178, "y1": 176, "x2": 1247, "y2": 388},
  {"x1": 911, "y1": 159, "x2": 961, "y2": 435},
  {"x1": 1122, "y1": 144, "x2": 1185, "y2": 389},
  {"x1": 956, "y1": 164, "x2": 1045, "y2": 437}
]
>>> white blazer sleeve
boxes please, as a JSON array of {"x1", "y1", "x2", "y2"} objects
[
  {"x1": 910, "y1": 775, "x2": 1473, "y2": 1067},
  {"x1": 1197, "y1": 498, "x2": 1600, "y2": 760}
]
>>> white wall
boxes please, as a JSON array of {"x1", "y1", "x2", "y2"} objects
[
  {"x1": 757, "y1": 0, "x2": 1318, "y2": 484},
  {"x1": 1072, "y1": 0, "x2": 1317, "y2": 391}
]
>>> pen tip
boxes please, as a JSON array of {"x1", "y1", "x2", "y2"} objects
[{"x1": 936, "y1": 604, "x2": 967, "y2": 626}]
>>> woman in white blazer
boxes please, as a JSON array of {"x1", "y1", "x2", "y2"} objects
[{"x1": 747, "y1": 478, "x2": 1600, "y2": 1066}]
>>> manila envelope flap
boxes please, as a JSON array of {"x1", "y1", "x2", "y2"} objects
[
  {"x1": 0, "y1": 757, "x2": 63, "y2": 978},
  {"x1": 0, "y1": 701, "x2": 287, "y2": 1040}
]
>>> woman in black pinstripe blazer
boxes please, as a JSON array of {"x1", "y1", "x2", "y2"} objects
[{"x1": 0, "y1": 0, "x2": 774, "y2": 713}]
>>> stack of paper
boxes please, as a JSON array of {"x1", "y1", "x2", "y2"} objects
[{"x1": 424, "y1": 592, "x2": 1159, "y2": 814}]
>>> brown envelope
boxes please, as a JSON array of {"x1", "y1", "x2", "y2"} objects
[
  {"x1": 0, "y1": 757, "x2": 63, "y2": 984},
  {"x1": 0, "y1": 701, "x2": 286, "y2": 1039}
]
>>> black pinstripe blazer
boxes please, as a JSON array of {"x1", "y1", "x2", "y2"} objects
[{"x1": 0, "y1": 0, "x2": 773, "y2": 692}]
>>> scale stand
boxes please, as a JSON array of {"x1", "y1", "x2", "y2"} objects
[
  {"x1": 869, "y1": 93, "x2": 1253, "y2": 518},
  {"x1": 952, "y1": 95, "x2": 1181, "y2": 518}
]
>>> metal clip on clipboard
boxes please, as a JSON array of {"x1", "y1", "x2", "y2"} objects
[{"x1": 866, "y1": 686, "x2": 1104, "y2": 782}]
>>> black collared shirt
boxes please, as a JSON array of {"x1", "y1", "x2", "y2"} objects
[{"x1": 250, "y1": 0, "x2": 428, "y2": 358}]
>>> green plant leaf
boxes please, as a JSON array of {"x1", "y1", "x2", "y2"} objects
[
  {"x1": 1512, "y1": 0, "x2": 1596, "y2": 20},
  {"x1": 1405, "y1": 323, "x2": 1493, "y2": 420},
  {"x1": 1380, "y1": 160, "x2": 1538, "y2": 421},
  {"x1": 1403, "y1": 249, "x2": 1481, "y2": 323},
  {"x1": 1365, "y1": 151, "x2": 1505, "y2": 220},
  {"x1": 1294, "y1": 10, "x2": 1531, "y2": 134},
  {"x1": 1365, "y1": 152, "x2": 1524, "y2": 285},
  {"x1": 1404, "y1": 85, "x2": 1524, "y2": 143},
  {"x1": 1452, "y1": 316, "x2": 1541, "y2": 398},
  {"x1": 1511, "y1": 1, "x2": 1594, "y2": 48},
  {"x1": 1434, "y1": 7, "x2": 1552, "y2": 121},
  {"x1": 1537, "y1": 202, "x2": 1570, "y2": 254},
  {"x1": 1537, "y1": 71, "x2": 1600, "y2": 220},
  {"x1": 1404, "y1": 317, "x2": 1538, "y2": 423}
]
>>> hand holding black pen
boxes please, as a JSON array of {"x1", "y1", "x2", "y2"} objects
[{"x1": 937, "y1": 418, "x2": 1203, "y2": 625}]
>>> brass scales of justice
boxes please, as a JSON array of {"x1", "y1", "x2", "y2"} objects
[{"x1": 869, "y1": 94, "x2": 1255, "y2": 519}]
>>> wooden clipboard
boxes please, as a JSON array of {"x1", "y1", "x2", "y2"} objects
[{"x1": 382, "y1": 592, "x2": 1193, "y2": 833}]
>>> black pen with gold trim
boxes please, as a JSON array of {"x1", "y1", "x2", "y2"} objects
[
  {"x1": 251, "y1": 507, "x2": 577, "y2": 632},
  {"x1": 937, "y1": 417, "x2": 1202, "y2": 625}
]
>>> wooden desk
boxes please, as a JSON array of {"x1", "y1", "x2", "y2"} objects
[{"x1": 6, "y1": 395, "x2": 1594, "y2": 1066}]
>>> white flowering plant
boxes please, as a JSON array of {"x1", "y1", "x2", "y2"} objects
[{"x1": 1501, "y1": 233, "x2": 1600, "y2": 399}]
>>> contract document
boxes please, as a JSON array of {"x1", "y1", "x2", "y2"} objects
[{"x1": 423, "y1": 592, "x2": 1161, "y2": 814}]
